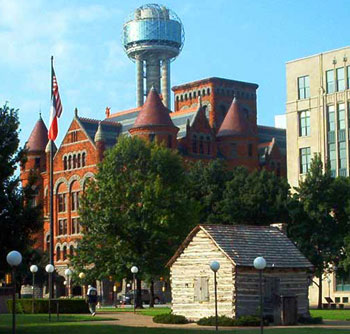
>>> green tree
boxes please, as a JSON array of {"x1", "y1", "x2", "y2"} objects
[
  {"x1": 187, "y1": 160, "x2": 232, "y2": 224},
  {"x1": 0, "y1": 104, "x2": 42, "y2": 281},
  {"x1": 221, "y1": 167, "x2": 290, "y2": 225},
  {"x1": 288, "y1": 154, "x2": 344, "y2": 309},
  {"x1": 72, "y1": 136, "x2": 199, "y2": 307}
]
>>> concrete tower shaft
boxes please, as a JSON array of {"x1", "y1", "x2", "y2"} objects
[{"x1": 122, "y1": 4, "x2": 184, "y2": 109}]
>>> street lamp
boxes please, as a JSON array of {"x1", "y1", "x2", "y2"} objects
[
  {"x1": 79, "y1": 272, "x2": 86, "y2": 298},
  {"x1": 327, "y1": 277, "x2": 332, "y2": 299},
  {"x1": 254, "y1": 256, "x2": 266, "y2": 334},
  {"x1": 210, "y1": 260, "x2": 220, "y2": 331},
  {"x1": 30, "y1": 265, "x2": 38, "y2": 314},
  {"x1": 7, "y1": 250, "x2": 22, "y2": 334},
  {"x1": 131, "y1": 266, "x2": 139, "y2": 313},
  {"x1": 45, "y1": 264, "x2": 55, "y2": 322},
  {"x1": 65, "y1": 268, "x2": 72, "y2": 298}
]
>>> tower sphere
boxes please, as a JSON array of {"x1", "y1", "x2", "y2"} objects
[{"x1": 122, "y1": 4, "x2": 185, "y2": 61}]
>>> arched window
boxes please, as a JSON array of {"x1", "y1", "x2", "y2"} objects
[
  {"x1": 193, "y1": 91, "x2": 196, "y2": 98},
  {"x1": 69, "y1": 245, "x2": 74, "y2": 256},
  {"x1": 62, "y1": 246, "x2": 67, "y2": 260},
  {"x1": 56, "y1": 247, "x2": 61, "y2": 261},
  {"x1": 77, "y1": 153, "x2": 81, "y2": 168},
  {"x1": 184, "y1": 94, "x2": 188, "y2": 101},
  {"x1": 176, "y1": 96, "x2": 179, "y2": 102},
  {"x1": 68, "y1": 155, "x2": 72, "y2": 169},
  {"x1": 198, "y1": 90, "x2": 201, "y2": 96},
  {"x1": 199, "y1": 136, "x2": 204, "y2": 154},
  {"x1": 180, "y1": 95, "x2": 183, "y2": 102},
  {"x1": 207, "y1": 88, "x2": 210, "y2": 95},
  {"x1": 202, "y1": 89, "x2": 206, "y2": 96},
  {"x1": 189, "y1": 92, "x2": 192, "y2": 99},
  {"x1": 73, "y1": 154, "x2": 76, "y2": 169},
  {"x1": 207, "y1": 136, "x2": 211, "y2": 155},
  {"x1": 192, "y1": 135, "x2": 197, "y2": 153},
  {"x1": 82, "y1": 153, "x2": 86, "y2": 167},
  {"x1": 63, "y1": 157, "x2": 67, "y2": 170}
]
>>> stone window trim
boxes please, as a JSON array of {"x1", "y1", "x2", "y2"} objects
[{"x1": 63, "y1": 150, "x2": 87, "y2": 171}]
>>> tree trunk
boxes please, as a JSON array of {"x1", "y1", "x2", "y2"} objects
[
  {"x1": 317, "y1": 276, "x2": 322, "y2": 309},
  {"x1": 149, "y1": 279, "x2": 155, "y2": 308},
  {"x1": 135, "y1": 278, "x2": 143, "y2": 309}
]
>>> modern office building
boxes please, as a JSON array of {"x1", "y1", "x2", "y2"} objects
[{"x1": 286, "y1": 46, "x2": 350, "y2": 188}]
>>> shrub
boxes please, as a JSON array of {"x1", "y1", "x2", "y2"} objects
[
  {"x1": 7, "y1": 299, "x2": 89, "y2": 314},
  {"x1": 197, "y1": 315, "x2": 261, "y2": 327},
  {"x1": 153, "y1": 314, "x2": 188, "y2": 324},
  {"x1": 298, "y1": 315, "x2": 323, "y2": 324}
]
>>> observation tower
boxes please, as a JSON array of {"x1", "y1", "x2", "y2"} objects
[{"x1": 122, "y1": 4, "x2": 185, "y2": 109}]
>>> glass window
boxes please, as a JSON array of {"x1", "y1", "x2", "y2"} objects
[
  {"x1": 336, "y1": 270, "x2": 350, "y2": 291},
  {"x1": 82, "y1": 153, "x2": 86, "y2": 167},
  {"x1": 63, "y1": 157, "x2": 67, "y2": 170},
  {"x1": 347, "y1": 66, "x2": 350, "y2": 89},
  {"x1": 339, "y1": 141, "x2": 347, "y2": 170},
  {"x1": 326, "y1": 70, "x2": 335, "y2": 93},
  {"x1": 56, "y1": 247, "x2": 61, "y2": 261},
  {"x1": 300, "y1": 147, "x2": 311, "y2": 174},
  {"x1": 338, "y1": 103, "x2": 345, "y2": 130},
  {"x1": 62, "y1": 246, "x2": 67, "y2": 260},
  {"x1": 327, "y1": 105, "x2": 335, "y2": 131},
  {"x1": 328, "y1": 143, "x2": 336, "y2": 172},
  {"x1": 299, "y1": 110, "x2": 310, "y2": 136},
  {"x1": 71, "y1": 191, "x2": 79, "y2": 211},
  {"x1": 337, "y1": 67, "x2": 345, "y2": 91},
  {"x1": 58, "y1": 193, "x2": 66, "y2": 212},
  {"x1": 248, "y1": 143, "x2": 253, "y2": 157},
  {"x1": 298, "y1": 76, "x2": 310, "y2": 99},
  {"x1": 68, "y1": 156, "x2": 72, "y2": 169}
]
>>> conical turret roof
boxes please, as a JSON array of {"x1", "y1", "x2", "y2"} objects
[
  {"x1": 132, "y1": 87, "x2": 176, "y2": 128},
  {"x1": 216, "y1": 98, "x2": 253, "y2": 137},
  {"x1": 26, "y1": 116, "x2": 49, "y2": 152}
]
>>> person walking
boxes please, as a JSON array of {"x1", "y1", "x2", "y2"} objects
[{"x1": 87, "y1": 284, "x2": 98, "y2": 316}]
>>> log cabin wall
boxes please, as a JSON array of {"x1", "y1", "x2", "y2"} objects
[
  {"x1": 170, "y1": 230, "x2": 235, "y2": 320},
  {"x1": 235, "y1": 267, "x2": 310, "y2": 318}
]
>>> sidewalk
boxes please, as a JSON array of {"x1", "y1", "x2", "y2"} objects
[{"x1": 94, "y1": 311, "x2": 350, "y2": 331}]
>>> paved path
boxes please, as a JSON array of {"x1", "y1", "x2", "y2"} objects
[{"x1": 92, "y1": 311, "x2": 350, "y2": 331}]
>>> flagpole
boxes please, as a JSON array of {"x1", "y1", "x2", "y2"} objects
[{"x1": 49, "y1": 55, "x2": 54, "y2": 300}]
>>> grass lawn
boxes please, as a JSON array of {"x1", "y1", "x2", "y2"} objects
[
  {"x1": 99, "y1": 306, "x2": 171, "y2": 316},
  {"x1": 310, "y1": 309, "x2": 350, "y2": 321},
  {"x1": 0, "y1": 314, "x2": 350, "y2": 334}
]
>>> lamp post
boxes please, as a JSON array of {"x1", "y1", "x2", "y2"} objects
[
  {"x1": 30, "y1": 265, "x2": 38, "y2": 314},
  {"x1": 130, "y1": 266, "x2": 139, "y2": 313},
  {"x1": 79, "y1": 272, "x2": 86, "y2": 298},
  {"x1": 327, "y1": 277, "x2": 331, "y2": 299},
  {"x1": 7, "y1": 250, "x2": 22, "y2": 334},
  {"x1": 45, "y1": 264, "x2": 55, "y2": 321},
  {"x1": 253, "y1": 256, "x2": 266, "y2": 334},
  {"x1": 210, "y1": 260, "x2": 220, "y2": 331},
  {"x1": 65, "y1": 268, "x2": 72, "y2": 298}
]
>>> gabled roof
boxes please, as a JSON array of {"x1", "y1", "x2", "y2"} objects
[
  {"x1": 26, "y1": 116, "x2": 48, "y2": 152},
  {"x1": 188, "y1": 99, "x2": 212, "y2": 133},
  {"x1": 216, "y1": 98, "x2": 253, "y2": 138},
  {"x1": 77, "y1": 117, "x2": 121, "y2": 148},
  {"x1": 167, "y1": 224, "x2": 312, "y2": 269},
  {"x1": 132, "y1": 87, "x2": 177, "y2": 129}
]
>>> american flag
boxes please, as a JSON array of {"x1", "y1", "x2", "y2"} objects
[
  {"x1": 52, "y1": 68, "x2": 62, "y2": 117},
  {"x1": 48, "y1": 60, "x2": 63, "y2": 141}
]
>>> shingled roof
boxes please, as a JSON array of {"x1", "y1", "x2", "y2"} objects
[
  {"x1": 217, "y1": 98, "x2": 254, "y2": 138},
  {"x1": 131, "y1": 87, "x2": 177, "y2": 129},
  {"x1": 167, "y1": 224, "x2": 312, "y2": 269},
  {"x1": 77, "y1": 117, "x2": 121, "y2": 148},
  {"x1": 26, "y1": 116, "x2": 48, "y2": 152}
]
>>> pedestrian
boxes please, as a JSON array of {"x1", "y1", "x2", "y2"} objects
[{"x1": 87, "y1": 284, "x2": 98, "y2": 316}]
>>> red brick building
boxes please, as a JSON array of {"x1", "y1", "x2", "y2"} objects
[{"x1": 21, "y1": 77, "x2": 286, "y2": 293}]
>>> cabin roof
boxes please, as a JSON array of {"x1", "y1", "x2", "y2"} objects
[{"x1": 167, "y1": 224, "x2": 312, "y2": 269}]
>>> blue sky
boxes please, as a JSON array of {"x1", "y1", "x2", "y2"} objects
[{"x1": 1, "y1": 0, "x2": 349, "y2": 147}]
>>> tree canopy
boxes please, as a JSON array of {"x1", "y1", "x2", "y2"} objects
[
  {"x1": 72, "y1": 136, "x2": 199, "y2": 287},
  {"x1": 0, "y1": 104, "x2": 42, "y2": 278}
]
